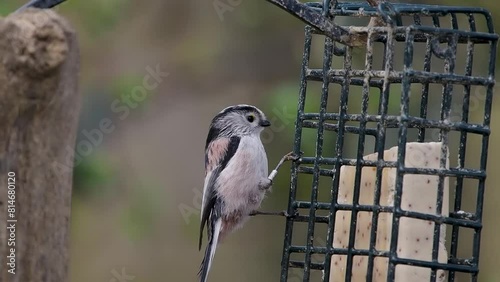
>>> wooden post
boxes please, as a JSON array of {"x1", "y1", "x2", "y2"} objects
[{"x1": 0, "y1": 8, "x2": 80, "y2": 282}]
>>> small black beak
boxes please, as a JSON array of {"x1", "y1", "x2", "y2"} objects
[{"x1": 259, "y1": 120, "x2": 271, "y2": 127}]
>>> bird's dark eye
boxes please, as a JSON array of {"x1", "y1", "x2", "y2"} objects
[{"x1": 247, "y1": 115, "x2": 255, "y2": 122}]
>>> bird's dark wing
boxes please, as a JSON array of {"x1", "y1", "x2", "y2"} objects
[
  {"x1": 199, "y1": 135, "x2": 240, "y2": 250},
  {"x1": 16, "y1": 0, "x2": 66, "y2": 11}
]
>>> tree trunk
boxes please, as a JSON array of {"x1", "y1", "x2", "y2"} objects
[{"x1": 0, "y1": 8, "x2": 80, "y2": 282}]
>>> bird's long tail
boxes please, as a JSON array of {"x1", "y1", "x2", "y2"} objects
[{"x1": 199, "y1": 219, "x2": 222, "y2": 282}]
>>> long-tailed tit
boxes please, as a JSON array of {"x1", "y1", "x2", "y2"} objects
[{"x1": 198, "y1": 104, "x2": 297, "y2": 282}]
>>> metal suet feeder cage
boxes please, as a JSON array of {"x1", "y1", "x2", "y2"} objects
[{"x1": 267, "y1": 0, "x2": 498, "y2": 281}]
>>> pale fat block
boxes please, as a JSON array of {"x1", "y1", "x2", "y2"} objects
[{"x1": 330, "y1": 142, "x2": 449, "y2": 282}]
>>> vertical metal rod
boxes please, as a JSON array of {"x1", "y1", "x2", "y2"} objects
[
  {"x1": 339, "y1": 46, "x2": 353, "y2": 282},
  {"x1": 302, "y1": 31, "x2": 333, "y2": 282},
  {"x1": 323, "y1": 44, "x2": 346, "y2": 282},
  {"x1": 431, "y1": 33, "x2": 457, "y2": 282},
  {"x1": 449, "y1": 13, "x2": 476, "y2": 282},
  {"x1": 387, "y1": 27, "x2": 410, "y2": 282},
  {"x1": 322, "y1": 0, "x2": 331, "y2": 17},
  {"x1": 432, "y1": 15, "x2": 441, "y2": 28},
  {"x1": 345, "y1": 69, "x2": 370, "y2": 278},
  {"x1": 347, "y1": 28, "x2": 374, "y2": 282},
  {"x1": 417, "y1": 35, "x2": 433, "y2": 142},
  {"x1": 471, "y1": 23, "x2": 498, "y2": 282},
  {"x1": 323, "y1": 42, "x2": 343, "y2": 281},
  {"x1": 366, "y1": 30, "x2": 391, "y2": 282},
  {"x1": 280, "y1": 26, "x2": 313, "y2": 282}
]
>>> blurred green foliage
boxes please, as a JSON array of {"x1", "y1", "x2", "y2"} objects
[
  {"x1": 0, "y1": 2, "x2": 16, "y2": 16},
  {"x1": 111, "y1": 73, "x2": 153, "y2": 106},
  {"x1": 73, "y1": 154, "x2": 115, "y2": 198},
  {"x1": 121, "y1": 187, "x2": 155, "y2": 241},
  {"x1": 62, "y1": 0, "x2": 130, "y2": 37}
]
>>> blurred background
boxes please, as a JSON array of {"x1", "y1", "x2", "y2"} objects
[{"x1": 2, "y1": 0, "x2": 499, "y2": 281}]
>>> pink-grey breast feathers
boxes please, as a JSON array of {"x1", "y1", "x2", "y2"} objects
[{"x1": 198, "y1": 135, "x2": 240, "y2": 282}]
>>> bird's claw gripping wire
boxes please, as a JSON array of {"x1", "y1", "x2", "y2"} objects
[
  {"x1": 251, "y1": 151, "x2": 302, "y2": 218},
  {"x1": 268, "y1": 151, "x2": 302, "y2": 182},
  {"x1": 249, "y1": 210, "x2": 298, "y2": 218}
]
